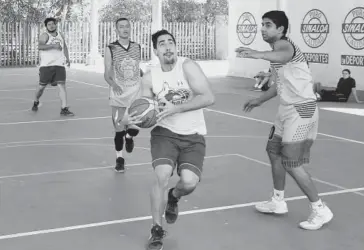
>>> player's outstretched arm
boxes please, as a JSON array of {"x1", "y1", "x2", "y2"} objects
[
  {"x1": 177, "y1": 59, "x2": 215, "y2": 113},
  {"x1": 236, "y1": 40, "x2": 294, "y2": 64},
  {"x1": 259, "y1": 40, "x2": 294, "y2": 64},
  {"x1": 141, "y1": 71, "x2": 155, "y2": 99}
]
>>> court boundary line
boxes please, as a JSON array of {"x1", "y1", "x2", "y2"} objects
[
  {"x1": 205, "y1": 108, "x2": 364, "y2": 146},
  {"x1": 0, "y1": 116, "x2": 111, "y2": 126},
  {"x1": 0, "y1": 153, "x2": 234, "y2": 179},
  {"x1": 0, "y1": 135, "x2": 343, "y2": 146},
  {"x1": 1, "y1": 149, "x2": 362, "y2": 197},
  {"x1": 0, "y1": 186, "x2": 363, "y2": 240},
  {"x1": 69, "y1": 79, "x2": 109, "y2": 89},
  {"x1": 0, "y1": 87, "x2": 79, "y2": 92},
  {"x1": 234, "y1": 153, "x2": 364, "y2": 197}
]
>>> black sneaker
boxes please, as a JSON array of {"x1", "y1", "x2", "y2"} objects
[
  {"x1": 32, "y1": 101, "x2": 39, "y2": 111},
  {"x1": 115, "y1": 157, "x2": 125, "y2": 173},
  {"x1": 146, "y1": 224, "x2": 166, "y2": 250},
  {"x1": 60, "y1": 107, "x2": 75, "y2": 116},
  {"x1": 165, "y1": 188, "x2": 180, "y2": 224},
  {"x1": 125, "y1": 136, "x2": 134, "y2": 153}
]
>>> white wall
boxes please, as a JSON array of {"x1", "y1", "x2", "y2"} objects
[{"x1": 228, "y1": 0, "x2": 364, "y2": 90}]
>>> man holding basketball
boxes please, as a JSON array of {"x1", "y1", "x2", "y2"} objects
[
  {"x1": 239, "y1": 11, "x2": 333, "y2": 230},
  {"x1": 31, "y1": 17, "x2": 74, "y2": 116},
  {"x1": 104, "y1": 17, "x2": 143, "y2": 173},
  {"x1": 127, "y1": 29, "x2": 215, "y2": 250}
]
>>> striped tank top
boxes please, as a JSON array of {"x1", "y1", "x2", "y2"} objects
[
  {"x1": 270, "y1": 37, "x2": 316, "y2": 106},
  {"x1": 107, "y1": 41, "x2": 142, "y2": 107}
]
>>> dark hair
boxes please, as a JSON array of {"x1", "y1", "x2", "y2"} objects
[
  {"x1": 343, "y1": 69, "x2": 351, "y2": 74},
  {"x1": 262, "y1": 10, "x2": 289, "y2": 35},
  {"x1": 115, "y1": 17, "x2": 129, "y2": 25},
  {"x1": 44, "y1": 17, "x2": 57, "y2": 26},
  {"x1": 152, "y1": 29, "x2": 176, "y2": 49}
]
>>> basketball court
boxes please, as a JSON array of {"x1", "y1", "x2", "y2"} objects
[{"x1": 0, "y1": 67, "x2": 363, "y2": 250}]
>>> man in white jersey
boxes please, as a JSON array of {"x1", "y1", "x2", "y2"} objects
[
  {"x1": 126, "y1": 29, "x2": 214, "y2": 250},
  {"x1": 32, "y1": 17, "x2": 74, "y2": 116},
  {"x1": 238, "y1": 11, "x2": 333, "y2": 230},
  {"x1": 104, "y1": 18, "x2": 143, "y2": 173}
]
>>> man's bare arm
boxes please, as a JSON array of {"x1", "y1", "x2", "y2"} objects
[
  {"x1": 38, "y1": 33, "x2": 58, "y2": 51},
  {"x1": 176, "y1": 59, "x2": 215, "y2": 113},
  {"x1": 103, "y1": 47, "x2": 117, "y2": 87},
  {"x1": 257, "y1": 40, "x2": 294, "y2": 64},
  {"x1": 141, "y1": 71, "x2": 155, "y2": 98},
  {"x1": 61, "y1": 33, "x2": 70, "y2": 63}
]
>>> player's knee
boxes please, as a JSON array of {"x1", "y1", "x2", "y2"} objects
[
  {"x1": 38, "y1": 85, "x2": 46, "y2": 91},
  {"x1": 154, "y1": 164, "x2": 173, "y2": 188},
  {"x1": 284, "y1": 164, "x2": 310, "y2": 181},
  {"x1": 179, "y1": 168, "x2": 199, "y2": 192},
  {"x1": 127, "y1": 128, "x2": 139, "y2": 137}
]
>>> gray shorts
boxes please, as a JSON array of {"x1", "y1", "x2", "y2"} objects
[
  {"x1": 150, "y1": 126, "x2": 206, "y2": 180},
  {"x1": 39, "y1": 66, "x2": 66, "y2": 86}
]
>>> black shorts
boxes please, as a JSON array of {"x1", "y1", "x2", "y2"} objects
[
  {"x1": 39, "y1": 66, "x2": 66, "y2": 86},
  {"x1": 150, "y1": 126, "x2": 206, "y2": 180}
]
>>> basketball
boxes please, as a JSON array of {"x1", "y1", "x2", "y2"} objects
[{"x1": 128, "y1": 97, "x2": 159, "y2": 128}]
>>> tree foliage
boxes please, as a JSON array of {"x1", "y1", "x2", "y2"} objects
[
  {"x1": 0, "y1": 0, "x2": 228, "y2": 23},
  {"x1": 0, "y1": 0, "x2": 88, "y2": 23},
  {"x1": 99, "y1": 0, "x2": 151, "y2": 22}
]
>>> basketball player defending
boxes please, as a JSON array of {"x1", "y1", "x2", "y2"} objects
[
  {"x1": 104, "y1": 18, "x2": 143, "y2": 173},
  {"x1": 239, "y1": 11, "x2": 333, "y2": 230},
  {"x1": 126, "y1": 29, "x2": 214, "y2": 249},
  {"x1": 32, "y1": 17, "x2": 74, "y2": 116}
]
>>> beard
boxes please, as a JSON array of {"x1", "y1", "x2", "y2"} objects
[
  {"x1": 46, "y1": 27, "x2": 57, "y2": 33},
  {"x1": 163, "y1": 54, "x2": 176, "y2": 64}
]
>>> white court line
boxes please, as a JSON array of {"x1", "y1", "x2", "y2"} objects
[
  {"x1": 205, "y1": 108, "x2": 364, "y2": 146},
  {"x1": 0, "y1": 73, "x2": 29, "y2": 76},
  {"x1": 0, "y1": 116, "x2": 111, "y2": 126},
  {"x1": 0, "y1": 87, "x2": 78, "y2": 92},
  {"x1": 0, "y1": 135, "x2": 341, "y2": 147},
  {"x1": 0, "y1": 186, "x2": 363, "y2": 240},
  {"x1": 0, "y1": 154, "x2": 234, "y2": 179},
  {"x1": 0, "y1": 143, "x2": 148, "y2": 150},
  {"x1": 69, "y1": 79, "x2": 108, "y2": 89},
  {"x1": 234, "y1": 153, "x2": 364, "y2": 197}
]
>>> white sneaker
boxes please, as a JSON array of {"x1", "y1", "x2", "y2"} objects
[
  {"x1": 255, "y1": 197, "x2": 288, "y2": 214},
  {"x1": 299, "y1": 203, "x2": 333, "y2": 230}
]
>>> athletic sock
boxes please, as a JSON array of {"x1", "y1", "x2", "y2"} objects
[
  {"x1": 311, "y1": 199, "x2": 324, "y2": 209},
  {"x1": 273, "y1": 189, "x2": 284, "y2": 201},
  {"x1": 116, "y1": 150, "x2": 123, "y2": 158}
]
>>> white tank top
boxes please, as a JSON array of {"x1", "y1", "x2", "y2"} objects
[
  {"x1": 39, "y1": 32, "x2": 65, "y2": 67},
  {"x1": 270, "y1": 37, "x2": 316, "y2": 105},
  {"x1": 150, "y1": 57, "x2": 207, "y2": 135}
]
